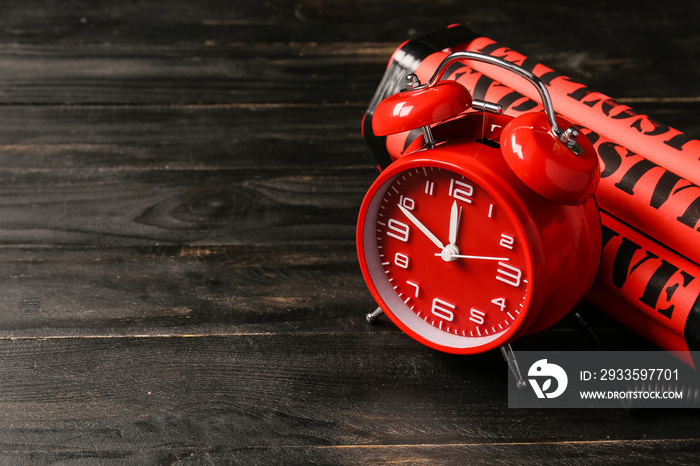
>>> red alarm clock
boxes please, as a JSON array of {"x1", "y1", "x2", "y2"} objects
[{"x1": 357, "y1": 52, "x2": 602, "y2": 355}]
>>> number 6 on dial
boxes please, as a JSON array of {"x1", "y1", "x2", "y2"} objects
[{"x1": 431, "y1": 298, "x2": 455, "y2": 321}]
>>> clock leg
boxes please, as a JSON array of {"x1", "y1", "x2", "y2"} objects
[
  {"x1": 500, "y1": 343, "x2": 527, "y2": 389},
  {"x1": 366, "y1": 307, "x2": 384, "y2": 324}
]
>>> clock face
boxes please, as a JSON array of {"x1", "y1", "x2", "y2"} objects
[{"x1": 360, "y1": 164, "x2": 532, "y2": 353}]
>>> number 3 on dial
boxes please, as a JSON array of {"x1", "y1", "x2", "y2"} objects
[{"x1": 496, "y1": 262, "x2": 522, "y2": 287}]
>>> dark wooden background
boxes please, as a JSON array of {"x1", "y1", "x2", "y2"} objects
[{"x1": 0, "y1": 0, "x2": 698, "y2": 464}]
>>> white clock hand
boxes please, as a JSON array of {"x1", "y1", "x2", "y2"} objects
[
  {"x1": 398, "y1": 204, "x2": 444, "y2": 250},
  {"x1": 448, "y1": 200, "x2": 461, "y2": 246}
]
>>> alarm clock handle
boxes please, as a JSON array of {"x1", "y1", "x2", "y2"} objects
[{"x1": 425, "y1": 51, "x2": 582, "y2": 154}]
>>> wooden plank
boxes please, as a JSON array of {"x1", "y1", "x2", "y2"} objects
[
  {"x1": 0, "y1": 105, "x2": 374, "y2": 170},
  {"x1": 248, "y1": 439, "x2": 700, "y2": 465},
  {"x1": 0, "y1": 5, "x2": 692, "y2": 107},
  {"x1": 0, "y1": 41, "x2": 694, "y2": 106},
  {"x1": 0, "y1": 243, "x2": 376, "y2": 337},
  {"x1": 0, "y1": 335, "x2": 695, "y2": 463},
  {"x1": 0, "y1": 43, "x2": 390, "y2": 105},
  {"x1": 0, "y1": 0, "x2": 692, "y2": 56},
  {"x1": 0, "y1": 168, "x2": 373, "y2": 245}
]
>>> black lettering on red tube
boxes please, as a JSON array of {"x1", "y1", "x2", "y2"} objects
[
  {"x1": 614, "y1": 160, "x2": 658, "y2": 195},
  {"x1": 677, "y1": 196, "x2": 700, "y2": 231},
  {"x1": 597, "y1": 142, "x2": 624, "y2": 179},
  {"x1": 611, "y1": 237, "x2": 658, "y2": 289}
]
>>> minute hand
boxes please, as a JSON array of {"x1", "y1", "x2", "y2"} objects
[
  {"x1": 398, "y1": 204, "x2": 444, "y2": 250},
  {"x1": 433, "y1": 254, "x2": 510, "y2": 261}
]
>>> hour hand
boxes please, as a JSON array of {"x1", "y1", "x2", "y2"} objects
[{"x1": 398, "y1": 204, "x2": 444, "y2": 250}]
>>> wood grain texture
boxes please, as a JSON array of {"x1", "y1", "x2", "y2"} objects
[
  {"x1": 0, "y1": 0, "x2": 696, "y2": 464},
  {"x1": 0, "y1": 335, "x2": 696, "y2": 464},
  {"x1": 0, "y1": 105, "x2": 373, "y2": 171},
  {"x1": 0, "y1": 167, "x2": 369, "y2": 244},
  {"x1": 0, "y1": 43, "x2": 389, "y2": 105}
]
